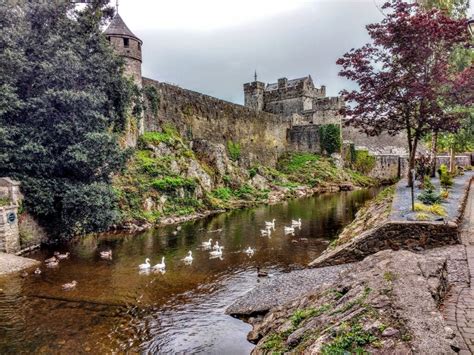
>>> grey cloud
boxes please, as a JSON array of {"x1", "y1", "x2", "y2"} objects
[{"x1": 139, "y1": 1, "x2": 383, "y2": 104}]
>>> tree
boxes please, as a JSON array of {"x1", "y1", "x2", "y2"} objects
[
  {"x1": 337, "y1": 0, "x2": 471, "y2": 186},
  {"x1": 418, "y1": 0, "x2": 471, "y2": 175},
  {"x1": 0, "y1": 1, "x2": 139, "y2": 238}
]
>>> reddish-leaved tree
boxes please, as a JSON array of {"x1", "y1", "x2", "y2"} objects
[{"x1": 337, "y1": 0, "x2": 472, "y2": 185}]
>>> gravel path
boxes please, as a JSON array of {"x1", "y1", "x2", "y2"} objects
[
  {"x1": 226, "y1": 263, "x2": 351, "y2": 316},
  {"x1": 0, "y1": 252, "x2": 40, "y2": 276}
]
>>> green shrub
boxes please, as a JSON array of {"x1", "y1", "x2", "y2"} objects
[
  {"x1": 212, "y1": 187, "x2": 233, "y2": 201},
  {"x1": 319, "y1": 124, "x2": 342, "y2": 155},
  {"x1": 321, "y1": 323, "x2": 378, "y2": 355},
  {"x1": 439, "y1": 164, "x2": 453, "y2": 188},
  {"x1": 277, "y1": 152, "x2": 320, "y2": 173},
  {"x1": 248, "y1": 167, "x2": 258, "y2": 178},
  {"x1": 151, "y1": 177, "x2": 196, "y2": 192},
  {"x1": 352, "y1": 150, "x2": 376, "y2": 174},
  {"x1": 418, "y1": 175, "x2": 441, "y2": 205},
  {"x1": 234, "y1": 184, "x2": 255, "y2": 199},
  {"x1": 143, "y1": 85, "x2": 159, "y2": 116},
  {"x1": 227, "y1": 140, "x2": 241, "y2": 161}
]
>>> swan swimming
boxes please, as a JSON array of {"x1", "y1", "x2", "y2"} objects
[
  {"x1": 100, "y1": 250, "x2": 112, "y2": 260},
  {"x1": 153, "y1": 257, "x2": 166, "y2": 270},
  {"x1": 212, "y1": 241, "x2": 222, "y2": 250},
  {"x1": 265, "y1": 219, "x2": 276, "y2": 228},
  {"x1": 284, "y1": 226, "x2": 295, "y2": 234},
  {"x1": 138, "y1": 258, "x2": 151, "y2": 270},
  {"x1": 210, "y1": 246, "x2": 223, "y2": 257},
  {"x1": 260, "y1": 228, "x2": 272, "y2": 236},
  {"x1": 244, "y1": 247, "x2": 255, "y2": 255},
  {"x1": 202, "y1": 239, "x2": 212, "y2": 249},
  {"x1": 183, "y1": 251, "x2": 193, "y2": 264},
  {"x1": 291, "y1": 218, "x2": 302, "y2": 226}
]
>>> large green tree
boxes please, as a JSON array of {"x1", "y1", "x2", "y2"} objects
[{"x1": 0, "y1": 1, "x2": 138, "y2": 238}]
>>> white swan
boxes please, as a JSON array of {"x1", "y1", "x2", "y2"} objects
[
  {"x1": 260, "y1": 228, "x2": 272, "y2": 236},
  {"x1": 213, "y1": 241, "x2": 220, "y2": 250},
  {"x1": 153, "y1": 257, "x2": 166, "y2": 270},
  {"x1": 183, "y1": 251, "x2": 193, "y2": 263},
  {"x1": 284, "y1": 226, "x2": 295, "y2": 234},
  {"x1": 202, "y1": 239, "x2": 212, "y2": 249},
  {"x1": 265, "y1": 219, "x2": 276, "y2": 228},
  {"x1": 244, "y1": 247, "x2": 255, "y2": 255},
  {"x1": 138, "y1": 258, "x2": 151, "y2": 270},
  {"x1": 210, "y1": 246, "x2": 223, "y2": 257},
  {"x1": 100, "y1": 250, "x2": 112, "y2": 260},
  {"x1": 291, "y1": 218, "x2": 302, "y2": 226}
]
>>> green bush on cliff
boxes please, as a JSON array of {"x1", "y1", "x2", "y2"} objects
[
  {"x1": 352, "y1": 150, "x2": 376, "y2": 175},
  {"x1": 227, "y1": 140, "x2": 241, "y2": 161},
  {"x1": 152, "y1": 177, "x2": 196, "y2": 192},
  {"x1": 212, "y1": 187, "x2": 233, "y2": 201}
]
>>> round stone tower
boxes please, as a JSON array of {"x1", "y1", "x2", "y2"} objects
[{"x1": 104, "y1": 14, "x2": 143, "y2": 87}]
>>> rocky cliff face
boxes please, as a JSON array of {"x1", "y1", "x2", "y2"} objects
[
  {"x1": 113, "y1": 125, "x2": 377, "y2": 227},
  {"x1": 240, "y1": 250, "x2": 457, "y2": 354}
]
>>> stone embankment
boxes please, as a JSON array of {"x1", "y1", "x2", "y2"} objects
[
  {"x1": 310, "y1": 172, "x2": 473, "y2": 268},
  {"x1": 229, "y1": 249, "x2": 461, "y2": 354},
  {"x1": 0, "y1": 252, "x2": 40, "y2": 276}
]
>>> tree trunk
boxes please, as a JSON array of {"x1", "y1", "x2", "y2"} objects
[
  {"x1": 407, "y1": 135, "x2": 419, "y2": 188},
  {"x1": 449, "y1": 146, "x2": 456, "y2": 173},
  {"x1": 430, "y1": 131, "x2": 438, "y2": 177}
]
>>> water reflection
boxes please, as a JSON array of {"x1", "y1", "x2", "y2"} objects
[{"x1": 0, "y1": 188, "x2": 379, "y2": 353}]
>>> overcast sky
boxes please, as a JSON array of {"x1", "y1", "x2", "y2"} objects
[{"x1": 113, "y1": 0, "x2": 473, "y2": 105}]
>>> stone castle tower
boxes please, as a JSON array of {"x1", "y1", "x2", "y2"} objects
[
  {"x1": 243, "y1": 74, "x2": 265, "y2": 111},
  {"x1": 104, "y1": 13, "x2": 143, "y2": 88}
]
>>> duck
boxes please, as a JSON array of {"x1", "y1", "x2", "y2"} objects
[
  {"x1": 291, "y1": 218, "x2": 302, "y2": 227},
  {"x1": 44, "y1": 256, "x2": 57, "y2": 264},
  {"x1": 210, "y1": 246, "x2": 223, "y2": 257},
  {"x1": 62, "y1": 280, "x2": 77, "y2": 291},
  {"x1": 183, "y1": 251, "x2": 193, "y2": 264},
  {"x1": 265, "y1": 219, "x2": 276, "y2": 229},
  {"x1": 34, "y1": 268, "x2": 42, "y2": 275},
  {"x1": 202, "y1": 239, "x2": 212, "y2": 249},
  {"x1": 54, "y1": 252, "x2": 70, "y2": 260},
  {"x1": 138, "y1": 258, "x2": 151, "y2": 270},
  {"x1": 260, "y1": 228, "x2": 272, "y2": 236},
  {"x1": 100, "y1": 250, "x2": 113, "y2": 260},
  {"x1": 244, "y1": 247, "x2": 255, "y2": 255},
  {"x1": 284, "y1": 226, "x2": 295, "y2": 234},
  {"x1": 153, "y1": 257, "x2": 166, "y2": 270},
  {"x1": 257, "y1": 267, "x2": 269, "y2": 277}
]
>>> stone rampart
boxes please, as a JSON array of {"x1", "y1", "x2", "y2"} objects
[
  {"x1": 369, "y1": 154, "x2": 401, "y2": 181},
  {"x1": 143, "y1": 78, "x2": 291, "y2": 167},
  {"x1": 288, "y1": 125, "x2": 321, "y2": 153}
]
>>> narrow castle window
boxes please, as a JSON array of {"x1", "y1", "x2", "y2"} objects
[
  {"x1": 138, "y1": 42, "x2": 141, "y2": 51},
  {"x1": 123, "y1": 38, "x2": 129, "y2": 48},
  {"x1": 107, "y1": 36, "x2": 110, "y2": 42}
]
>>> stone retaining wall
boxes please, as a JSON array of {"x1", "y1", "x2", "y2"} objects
[{"x1": 310, "y1": 174, "x2": 473, "y2": 268}]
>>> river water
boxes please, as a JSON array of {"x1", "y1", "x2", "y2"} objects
[{"x1": 0, "y1": 188, "x2": 379, "y2": 354}]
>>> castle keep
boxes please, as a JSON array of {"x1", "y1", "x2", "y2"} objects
[
  {"x1": 104, "y1": 13, "x2": 408, "y2": 181},
  {"x1": 244, "y1": 75, "x2": 343, "y2": 126}
]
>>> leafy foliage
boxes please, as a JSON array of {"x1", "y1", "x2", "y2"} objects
[
  {"x1": 321, "y1": 323, "x2": 378, "y2": 355},
  {"x1": 352, "y1": 150, "x2": 376, "y2": 175},
  {"x1": 319, "y1": 124, "x2": 342, "y2": 155},
  {"x1": 0, "y1": 1, "x2": 139, "y2": 238},
  {"x1": 438, "y1": 164, "x2": 454, "y2": 187},
  {"x1": 143, "y1": 85, "x2": 159, "y2": 116},
  {"x1": 338, "y1": 0, "x2": 472, "y2": 186},
  {"x1": 226, "y1": 140, "x2": 241, "y2": 161}
]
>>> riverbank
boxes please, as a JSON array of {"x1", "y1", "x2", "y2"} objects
[
  {"x1": 0, "y1": 252, "x2": 39, "y2": 276},
  {"x1": 228, "y1": 171, "x2": 473, "y2": 353}
]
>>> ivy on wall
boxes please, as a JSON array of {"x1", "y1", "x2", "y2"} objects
[
  {"x1": 319, "y1": 124, "x2": 342, "y2": 155},
  {"x1": 144, "y1": 85, "x2": 160, "y2": 116},
  {"x1": 352, "y1": 150, "x2": 376, "y2": 174}
]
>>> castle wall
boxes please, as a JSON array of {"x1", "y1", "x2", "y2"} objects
[
  {"x1": 143, "y1": 78, "x2": 291, "y2": 167},
  {"x1": 288, "y1": 125, "x2": 322, "y2": 153},
  {"x1": 369, "y1": 155, "x2": 401, "y2": 181}
]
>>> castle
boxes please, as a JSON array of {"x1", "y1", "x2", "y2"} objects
[
  {"x1": 104, "y1": 13, "x2": 408, "y2": 181},
  {"x1": 244, "y1": 75, "x2": 343, "y2": 126}
]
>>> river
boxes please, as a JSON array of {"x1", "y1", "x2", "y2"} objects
[{"x1": 0, "y1": 188, "x2": 379, "y2": 354}]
